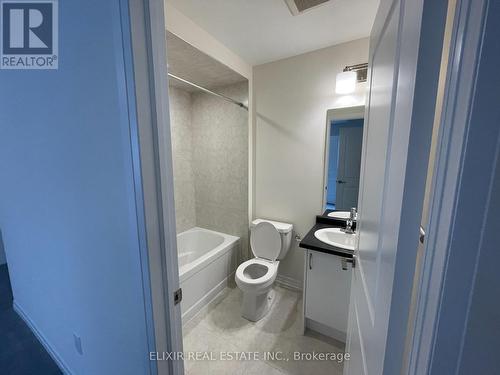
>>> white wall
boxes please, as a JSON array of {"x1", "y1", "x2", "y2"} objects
[{"x1": 253, "y1": 38, "x2": 369, "y2": 285}]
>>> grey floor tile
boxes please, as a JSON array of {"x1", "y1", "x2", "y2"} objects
[{"x1": 182, "y1": 285, "x2": 345, "y2": 375}]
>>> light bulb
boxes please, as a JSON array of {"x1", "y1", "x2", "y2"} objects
[{"x1": 335, "y1": 71, "x2": 356, "y2": 94}]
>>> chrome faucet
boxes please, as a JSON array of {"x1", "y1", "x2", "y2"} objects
[{"x1": 342, "y1": 207, "x2": 357, "y2": 234}]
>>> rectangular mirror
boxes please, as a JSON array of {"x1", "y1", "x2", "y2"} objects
[{"x1": 323, "y1": 106, "x2": 365, "y2": 211}]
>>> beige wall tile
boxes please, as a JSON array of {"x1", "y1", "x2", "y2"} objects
[
  {"x1": 169, "y1": 86, "x2": 197, "y2": 233},
  {"x1": 169, "y1": 82, "x2": 249, "y2": 259},
  {"x1": 192, "y1": 82, "x2": 249, "y2": 258}
]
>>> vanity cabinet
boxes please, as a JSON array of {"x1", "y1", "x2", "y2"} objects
[{"x1": 303, "y1": 249, "x2": 352, "y2": 342}]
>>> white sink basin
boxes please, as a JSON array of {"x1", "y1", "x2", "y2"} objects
[
  {"x1": 314, "y1": 228, "x2": 356, "y2": 250},
  {"x1": 327, "y1": 211, "x2": 357, "y2": 220}
]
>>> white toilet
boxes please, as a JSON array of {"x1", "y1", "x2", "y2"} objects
[{"x1": 235, "y1": 219, "x2": 293, "y2": 321}]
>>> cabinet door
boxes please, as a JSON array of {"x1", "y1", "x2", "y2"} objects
[{"x1": 305, "y1": 250, "x2": 352, "y2": 336}]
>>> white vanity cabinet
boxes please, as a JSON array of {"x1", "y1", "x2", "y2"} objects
[{"x1": 303, "y1": 249, "x2": 352, "y2": 342}]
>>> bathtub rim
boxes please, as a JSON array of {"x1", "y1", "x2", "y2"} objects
[{"x1": 177, "y1": 226, "x2": 240, "y2": 283}]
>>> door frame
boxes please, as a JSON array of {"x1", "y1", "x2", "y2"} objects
[
  {"x1": 127, "y1": 0, "x2": 184, "y2": 374},
  {"x1": 322, "y1": 106, "x2": 365, "y2": 210},
  {"x1": 406, "y1": 0, "x2": 497, "y2": 373}
]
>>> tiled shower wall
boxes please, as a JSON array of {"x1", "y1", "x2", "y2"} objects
[
  {"x1": 169, "y1": 86, "x2": 197, "y2": 233},
  {"x1": 169, "y1": 82, "x2": 249, "y2": 260}
]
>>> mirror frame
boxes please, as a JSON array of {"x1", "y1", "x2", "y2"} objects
[{"x1": 322, "y1": 105, "x2": 365, "y2": 211}]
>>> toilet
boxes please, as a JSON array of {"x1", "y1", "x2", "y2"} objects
[{"x1": 235, "y1": 219, "x2": 293, "y2": 321}]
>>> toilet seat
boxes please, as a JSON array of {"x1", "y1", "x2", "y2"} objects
[
  {"x1": 235, "y1": 258, "x2": 278, "y2": 292},
  {"x1": 250, "y1": 222, "x2": 282, "y2": 261},
  {"x1": 235, "y1": 218, "x2": 293, "y2": 321}
]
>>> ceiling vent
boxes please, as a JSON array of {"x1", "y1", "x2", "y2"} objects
[{"x1": 283, "y1": 0, "x2": 331, "y2": 16}]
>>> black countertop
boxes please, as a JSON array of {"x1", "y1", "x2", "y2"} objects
[
  {"x1": 299, "y1": 220, "x2": 354, "y2": 258},
  {"x1": 316, "y1": 209, "x2": 357, "y2": 229}
]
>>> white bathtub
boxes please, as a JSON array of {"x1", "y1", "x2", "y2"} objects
[{"x1": 177, "y1": 227, "x2": 239, "y2": 322}]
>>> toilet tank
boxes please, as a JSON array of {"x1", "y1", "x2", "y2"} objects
[{"x1": 251, "y1": 219, "x2": 293, "y2": 260}]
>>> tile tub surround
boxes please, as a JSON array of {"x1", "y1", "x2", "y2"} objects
[
  {"x1": 183, "y1": 285, "x2": 345, "y2": 375},
  {"x1": 169, "y1": 81, "x2": 249, "y2": 261},
  {"x1": 169, "y1": 86, "x2": 197, "y2": 233},
  {"x1": 191, "y1": 82, "x2": 249, "y2": 261}
]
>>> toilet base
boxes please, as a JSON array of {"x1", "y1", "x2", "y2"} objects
[{"x1": 241, "y1": 288, "x2": 275, "y2": 322}]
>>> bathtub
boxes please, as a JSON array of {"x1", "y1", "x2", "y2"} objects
[{"x1": 177, "y1": 227, "x2": 239, "y2": 322}]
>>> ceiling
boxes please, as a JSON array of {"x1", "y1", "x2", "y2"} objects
[
  {"x1": 166, "y1": 31, "x2": 247, "y2": 92},
  {"x1": 166, "y1": 0, "x2": 379, "y2": 65}
]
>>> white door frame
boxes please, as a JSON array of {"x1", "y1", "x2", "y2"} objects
[
  {"x1": 406, "y1": 0, "x2": 498, "y2": 373},
  {"x1": 322, "y1": 106, "x2": 365, "y2": 209},
  {"x1": 127, "y1": 0, "x2": 183, "y2": 374}
]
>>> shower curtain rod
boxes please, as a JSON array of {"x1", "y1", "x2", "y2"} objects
[{"x1": 168, "y1": 73, "x2": 248, "y2": 110}]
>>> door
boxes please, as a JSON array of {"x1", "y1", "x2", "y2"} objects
[
  {"x1": 344, "y1": 6, "x2": 401, "y2": 372},
  {"x1": 336, "y1": 126, "x2": 363, "y2": 210},
  {"x1": 343, "y1": 0, "x2": 447, "y2": 374}
]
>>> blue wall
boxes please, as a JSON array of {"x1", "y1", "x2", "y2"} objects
[
  {"x1": 0, "y1": 231, "x2": 6, "y2": 265},
  {"x1": 0, "y1": 1, "x2": 152, "y2": 374}
]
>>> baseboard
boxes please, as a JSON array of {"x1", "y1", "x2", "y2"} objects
[
  {"x1": 182, "y1": 271, "x2": 235, "y2": 325},
  {"x1": 13, "y1": 300, "x2": 73, "y2": 375},
  {"x1": 276, "y1": 274, "x2": 302, "y2": 291},
  {"x1": 305, "y1": 317, "x2": 346, "y2": 343}
]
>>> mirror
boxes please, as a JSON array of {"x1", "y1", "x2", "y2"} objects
[{"x1": 323, "y1": 106, "x2": 365, "y2": 212}]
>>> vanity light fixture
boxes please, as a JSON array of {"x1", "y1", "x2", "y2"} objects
[
  {"x1": 335, "y1": 71, "x2": 357, "y2": 94},
  {"x1": 335, "y1": 63, "x2": 368, "y2": 94}
]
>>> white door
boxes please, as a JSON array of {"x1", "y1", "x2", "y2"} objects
[
  {"x1": 343, "y1": 0, "x2": 440, "y2": 374},
  {"x1": 336, "y1": 126, "x2": 363, "y2": 210},
  {"x1": 344, "y1": 6, "x2": 401, "y2": 371}
]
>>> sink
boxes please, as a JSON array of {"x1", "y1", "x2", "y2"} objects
[
  {"x1": 314, "y1": 228, "x2": 356, "y2": 250},
  {"x1": 327, "y1": 211, "x2": 357, "y2": 220}
]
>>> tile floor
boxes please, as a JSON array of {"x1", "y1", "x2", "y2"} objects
[{"x1": 182, "y1": 284, "x2": 346, "y2": 375}]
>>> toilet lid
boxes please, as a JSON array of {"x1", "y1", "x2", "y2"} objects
[{"x1": 250, "y1": 222, "x2": 281, "y2": 261}]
